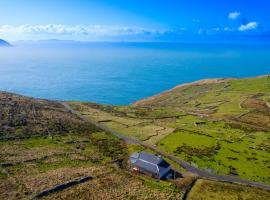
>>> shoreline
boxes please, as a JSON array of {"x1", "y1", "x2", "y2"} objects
[{"x1": 1, "y1": 74, "x2": 269, "y2": 106}]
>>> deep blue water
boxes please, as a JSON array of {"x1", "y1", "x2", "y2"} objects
[{"x1": 0, "y1": 42, "x2": 270, "y2": 105}]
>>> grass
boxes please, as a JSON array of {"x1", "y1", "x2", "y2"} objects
[
  {"x1": 0, "y1": 132, "x2": 120, "y2": 198},
  {"x1": 69, "y1": 102, "x2": 175, "y2": 144},
  {"x1": 0, "y1": 92, "x2": 185, "y2": 199},
  {"x1": 158, "y1": 130, "x2": 216, "y2": 149},
  {"x1": 71, "y1": 76, "x2": 270, "y2": 185},
  {"x1": 187, "y1": 179, "x2": 270, "y2": 200},
  {"x1": 1, "y1": 76, "x2": 269, "y2": 199},
  {"x1": 42, "y1": 169, "x2": 182, "y2": 200},
  {"x1": 157, "y1": 120, "x2": 270, "y2": 183},
  {"x1": 0, "y1": 133, "x2": 184, "y2": 199},
  {"x1": 0, "y1": 92, "x2": 99, "y2": 140}
]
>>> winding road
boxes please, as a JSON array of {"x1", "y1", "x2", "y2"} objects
[{"x1": 60, "y1": 102, "x2": 270, "y2": 191}]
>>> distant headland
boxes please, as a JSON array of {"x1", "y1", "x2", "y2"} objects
[{"x1": 0, "y1": 39, "x2": 11, "y2": 47}]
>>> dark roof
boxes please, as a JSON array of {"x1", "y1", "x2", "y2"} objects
[
  {"x1": 129, "y1": 151, "x2": 171, "y2": 177},
  {"x1": 138, "y1": 151, "x2": 163, "y2": 165}
]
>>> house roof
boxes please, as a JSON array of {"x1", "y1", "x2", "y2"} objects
[
  {"x1": 138, "y1": 151, "x2": 163, "y2": 165},
  {"x1": 129, "y1": 151, "x2": 171, "y2": 177}
]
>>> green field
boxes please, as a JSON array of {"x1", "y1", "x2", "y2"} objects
[
  {"x1": 71, "y1": 76, "x2": 270, "y2": 184},
  {"x1": 187, "y1": 179, "x2": 270, "y2": 200},
  {"x1": 0, "y1": 133, "x2": 183, "y2": 199},
  {"x1": 0, "y1": 92, "x2": 182, "y2": 199},
  {"x1": 157, "y1": 123, "x2": 269, "y2": 183},
  {"x1": 1, "y1": 76, "x2": 270, "y2": 199}
]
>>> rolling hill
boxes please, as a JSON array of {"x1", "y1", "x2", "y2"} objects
[
  {"x1": 0, "y1": 92, "x2": 183, "y2": 199},
  {"x1": 133, "y1": 75, "x2": 270, "y2": 131},
  {"x1": 70, "y1": 75, "x2": 270, "y2": 186},
  {"x1": 0, "y1": 92, "x2": 99, "y2": 140},
  {"x1": 1, "y1": 75, "x2": 270, "y2": 199}
]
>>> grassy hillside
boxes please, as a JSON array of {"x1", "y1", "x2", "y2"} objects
[
  {"x1": 70, "y1": 76, "x2": 270, "y2": 185},
  {"x1": 1, "y1": 76, "x2": 270, "y2": 199},
  {"x1": 187, "y1": 179, "x2": 270, "y2": 200},
  {"x1": 0, "y1": 92, "x2": 182, "y2": 199},
  {"x1": 134, "y1": 76, "x2": 270, "y2": 130},
  {"x1": 0, "y1": 92, "x2": 99, "y2": 139},
  {"x1": 0, "y1": 133, "x2": 183, "y2": 199}
]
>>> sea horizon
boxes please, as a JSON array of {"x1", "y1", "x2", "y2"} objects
[{"x1": 1, "y1": 41, "x2": 270, "y2": 105}]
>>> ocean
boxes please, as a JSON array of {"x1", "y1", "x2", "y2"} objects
[{"x1": 0, "y1": 41, "x2": 269, "y2": 105}]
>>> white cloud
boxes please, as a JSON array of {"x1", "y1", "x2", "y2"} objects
[
  {"x1": 0, "y1": 24, "x2": 170, "y2": 40},
  {"x1": 238, "y1": 22, "x2": 258, "y2": 31},
  {"x1": 228, "y1": 12, "x2": 241, "y2": 20}
]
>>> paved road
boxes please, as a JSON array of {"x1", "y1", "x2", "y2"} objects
[{"x1": 60, "y1": 102, "x2": 270, "y2": 191}]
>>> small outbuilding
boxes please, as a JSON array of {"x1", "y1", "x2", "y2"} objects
[{"x1": 128, "y1": 151, "x2": 172, "y2": 179}]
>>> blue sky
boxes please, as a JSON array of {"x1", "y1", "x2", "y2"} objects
[{"x1": 0, "y1": 0, "x2": 269, "y2": 42}]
